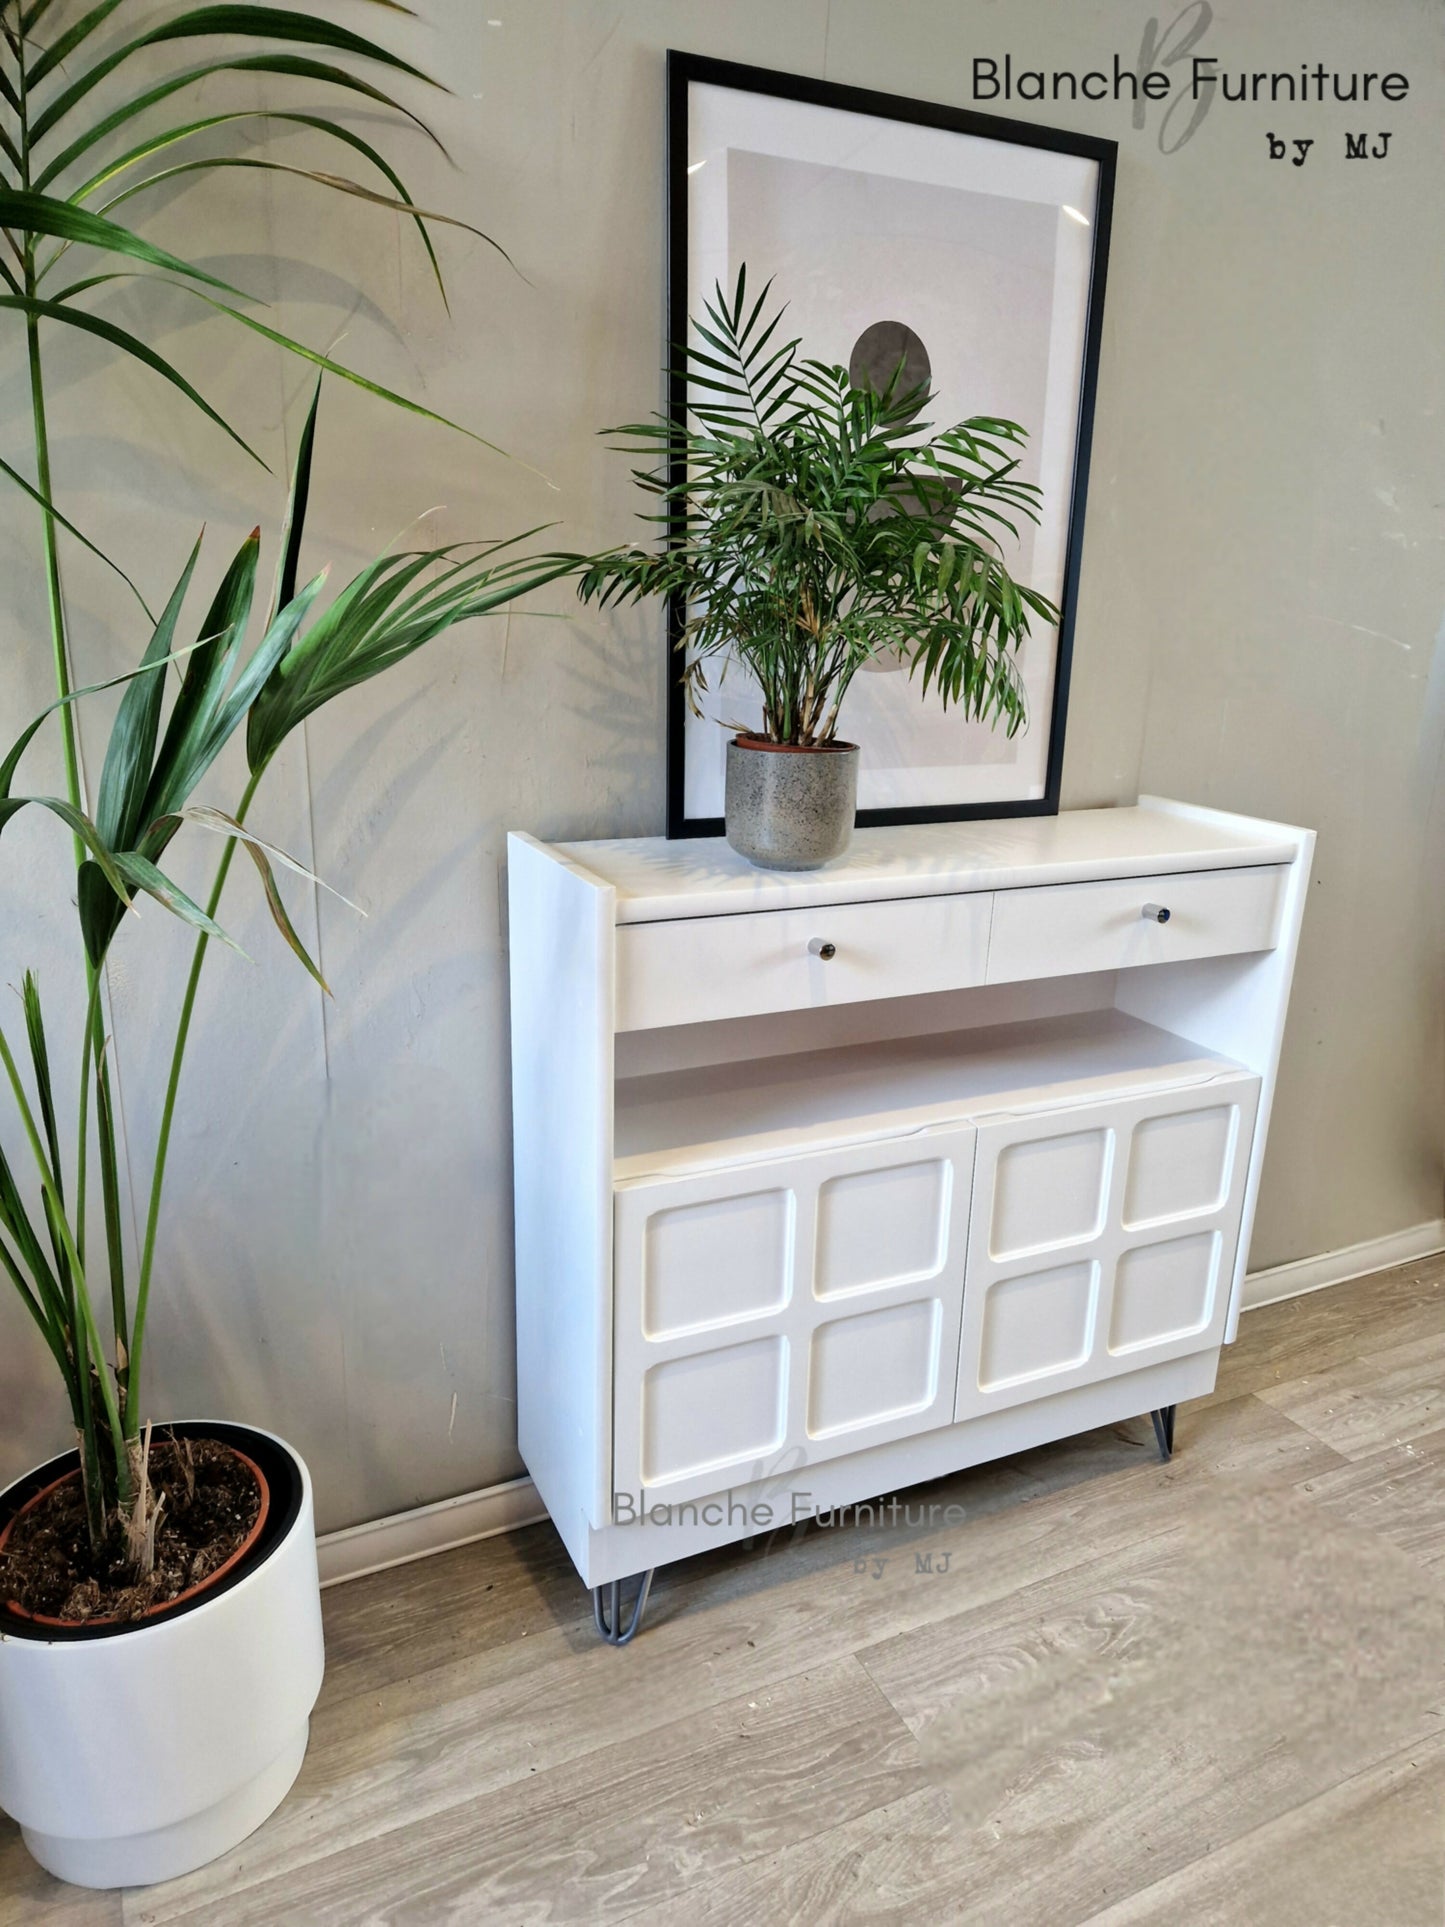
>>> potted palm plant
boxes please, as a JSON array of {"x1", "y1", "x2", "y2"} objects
[
  {"x1": 0, "y1": 0, "x2": 564, "y2": 1890},
  {"x1": 577, "y1": 270, "x2": 1061, "y2": 869}
]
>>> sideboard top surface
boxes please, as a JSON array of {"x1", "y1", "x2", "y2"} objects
[{"x1": 546, "y1": 798, "x2": 1308, "y2": 924}]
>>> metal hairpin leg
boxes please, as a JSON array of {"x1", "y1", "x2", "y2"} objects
[
  {"x1": 593, "y1": 1569, "x2": 654, "y2": 1646},
  {"x1": 1150, "y1": 1405, "x2": 1177, "y2": 1462}
]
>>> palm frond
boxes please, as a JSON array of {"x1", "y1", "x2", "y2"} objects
[
  {"x1": 29, "y1": 5, "x2": 438, "y2": 148},
  {"x1": 0, "y1": 291, "x2": 263, "y2": 461},
  {"x1": 35, "y1": 53, "x2": 442, "y2": 190},
  {"x1": 0, "y1": 184, "x2": 248, "y2": 292},
  {"x1": 246, "y1": 537, "x2": 573, "y2": 773},
  {"x1": 0, "y1": 450, "x2": 153, "y2": 615}
]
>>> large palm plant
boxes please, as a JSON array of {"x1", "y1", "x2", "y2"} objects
[{"x1": 0, "y1": 0, "x2": 563, "y2": 1568}]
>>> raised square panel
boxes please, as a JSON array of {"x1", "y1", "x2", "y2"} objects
[
  {"x1": 977, "y1": 1260, "x2": 1097, "y2": 1391},
  {"x1": 807, "y1": 1300, "x2": 941, "y2": 1439},
  {"x1": 1109, "y1": 1232, "x2": 1221, "y2": 1354},
  {"x1": 990, "y1": 1129, "x2": 1111, "y2": 1259},
  {"x1": 641, "y1": 1336, "x2": 786, "y2": 1487},
  {"x1": 814, "y1": 1160, "x2": 950, "y2": 1300},
  {"x1": 643, "y1": 1188, "x2": 792, "y2": 1339},
  {"x1": 1123, "y1": 1105, "x2": 1236, "y2": 1229}
]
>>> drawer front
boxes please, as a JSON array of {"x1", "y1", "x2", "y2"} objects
[
  {"x1": 615, "y1": 892, "x2": 993, "y2": 1033},
  {"x1": 985, "y1": 865, "x2": 1287, "y2": 985},
  {"x1": 611, "y1": 1124, "x2": 976, "y2": 1515}
]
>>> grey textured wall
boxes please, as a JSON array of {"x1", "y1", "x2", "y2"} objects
[{"x1": 2, "y1": 0, "x2": 1441, "y2": 1529}]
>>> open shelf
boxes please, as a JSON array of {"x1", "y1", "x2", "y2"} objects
[{"x1": 614, "y1": 1009, "x2": 1245, "y2": 1180}]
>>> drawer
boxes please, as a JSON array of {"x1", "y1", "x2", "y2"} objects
[
  {"x1": 615, "y1": 891, "x2": 993, "y2": 1032},
  {"x1": 985, "y1": 865, "x2": 1286, "y2": 985}
]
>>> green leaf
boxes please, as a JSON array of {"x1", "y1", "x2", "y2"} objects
[
  {"x1": 0, "y1": 120, "x2": 23, "y2": 179},
  {"x1": 21, "y1": 973, "x2": 64, "y2": 1205},
  {"x1": 178, "y1": 804, "x2": 361, "y2": 908},
  {"x1": 246, "y1": 544, "x2": 574, "y2": 771},
  {"x1": 0, "y1": 294, "x2": 264, "y2": 466},
  {"x1": 0, "y1": 646, "x2": 204, "y2": 802},
  {"x1": 146, "y1": 529, "x2": 261, "y2": 822},
  {"x1": 20, "y1": 972, "x2": 76, "y2": 1308},
  {"x1": 59, "y1": 109, "x2": 459, "y2": 303},
  {"x1": 0, "y1": 796, "x2": 133, "y2": 906},
  {"x1": 240, "y1": 839, "x2": 329, "y2": 991},
  {"x1": 0, "y1": 1223, "x2": 74, "y2": 1384},
  {"x1": 36, "y1": 53, "x2": 443, "y2": 191},
  {"x1": 192, "y1": 565, "x2": 330, "y2": 783},
  {"x1": 97, "y1": 159, "x2": 508, "y2": 282},
  {"x1": 42, "y1": 271, "x2": 129, "y2": 304},
  {"x1": 108, "y1": 851, "x2": 247, "y2": 957},
  {"x1": 31, "y1": 6, "x2": 440, "y2": 148},
  {"x1": 273, "y1": 377, "x2": 321, "y2": 621},
  {"x1": 25, "y1": 0, "x2": 129, "y2": 88},
  {"x1": 68, "y1": 108, "x2": 400, "y2": 205},
  {"x1": 0, "y1": 452, "x2": 154, "y2": 617},
  {"x1": 0, "y1": 1139, "x2": 68, "y2": 1342},
  {"x1": 73, "y1": 531, "x2": 266, "y2": 968},
  {"x1": 0, "y1": 186, "x2": 249, "y2": 295},
  {"x1": 94, "y1": 536, "x2": 205, "y2": 851},
  {"x1": 20, "y1": 0, "x2": 64, "y2": 34},
  {"x1": 193, "y1": 810, "x2": 337, "y2": 989},
  {"x1": 165, "y1": 285, "x2": 524, "y2": 468}
]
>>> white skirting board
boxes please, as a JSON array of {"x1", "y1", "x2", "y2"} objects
[
  {"x1": 317, "y1": 1218, "x2": 1445, "y2": 1589},
  {"x1": 316, "y1": 1476, "x2": 547, "y2": 1588},
  {"x1": 1238, "y1": 1217, "x2": 1445, "y2": 1311}
]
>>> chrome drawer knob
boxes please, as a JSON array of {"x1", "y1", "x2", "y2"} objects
[
  {"x1": 1142, "y1": 903, "x2": 1171, "y2": 924},
  {"x1": 808, "y1": 938, "x2": 837, "y2": 961}
]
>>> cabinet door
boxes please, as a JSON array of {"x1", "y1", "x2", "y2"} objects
[
  {"x1": 612, "y1": 1125, "x2": 976, "y2": 1513},
  {"x1": 955, "y1": 1073, "x2": 1260, "y2": 1421}
]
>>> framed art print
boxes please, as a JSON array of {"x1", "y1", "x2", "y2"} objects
[{"x1": 665, "y1": 52, "x2": 1116, "y2": 837}]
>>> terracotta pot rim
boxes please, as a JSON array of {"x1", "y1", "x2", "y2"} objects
[
  {"x1": 0, "y1": 1440, "x2": 271, "y2": 1630},
  {"x1": 731, "y1": 734, "x2": 860, "y2": 755}
]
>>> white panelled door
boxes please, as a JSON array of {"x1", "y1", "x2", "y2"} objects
[
  {"x1": 612, "y1": 1125, "x2": 977, "y2": 1512},
  {"x1": 954, "y1": 1073, "x2": 1261, "y2": 1421}
]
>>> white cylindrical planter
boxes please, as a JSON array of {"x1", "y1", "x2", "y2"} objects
[{"x1": 0, "y1": 1425, "x2": 324, "y2": 1889}]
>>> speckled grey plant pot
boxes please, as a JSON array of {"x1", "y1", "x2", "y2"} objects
[{"x1": 725, "y1": 736, "x2": 859, "y2": 872}]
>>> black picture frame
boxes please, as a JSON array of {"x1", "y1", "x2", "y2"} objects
[{"x1": 664, "y1": 50, "x2": 1116, "y2": 840}]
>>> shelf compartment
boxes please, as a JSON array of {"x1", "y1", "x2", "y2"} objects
[{"x1": 614, "y1": 1009, "x2": 1247, "y2": 1182}]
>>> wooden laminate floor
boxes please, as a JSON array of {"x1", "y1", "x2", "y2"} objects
[{"x1": 6, "y1": 1256, "x2": 1445, "y2": 1926}]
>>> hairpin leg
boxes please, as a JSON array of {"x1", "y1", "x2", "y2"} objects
[
  {"x1": 592, "y1": 1568, "x2": 654, "y2": 1646},
  {"x1": 1150, "y1": 1405, "x2": 1177, "y2": 1462}
]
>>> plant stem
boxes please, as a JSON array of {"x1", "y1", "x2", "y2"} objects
[
  {"x1": 94, "y1": 1027, "x2": 128, "y2": 1403},
  {"x1": 24, "y1": 313, "x2": 82, "y2": 824},
  {"x1": 74, "y1": 970, "x2": 95, "y2": 1268},
  {"x1": 14, "y1": 8, "x2": 107, "y2": 1530},
  {"x1": 74, "y1": 964, "x2": 128, "y2": 1470},
  {"x1": 125, "y1": 766, "x2": 262, "y2": 1437},
  {"x1": 72, "y1": 970, "x2": 105, "y2": 1536},
  {"x1": 16, "y1": 0, "x2": 82, "y2": 827}
]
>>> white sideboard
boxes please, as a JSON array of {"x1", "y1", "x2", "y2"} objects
[{"x1": 507, "y1": 797, "x2": 1313, "y2": 1627}]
